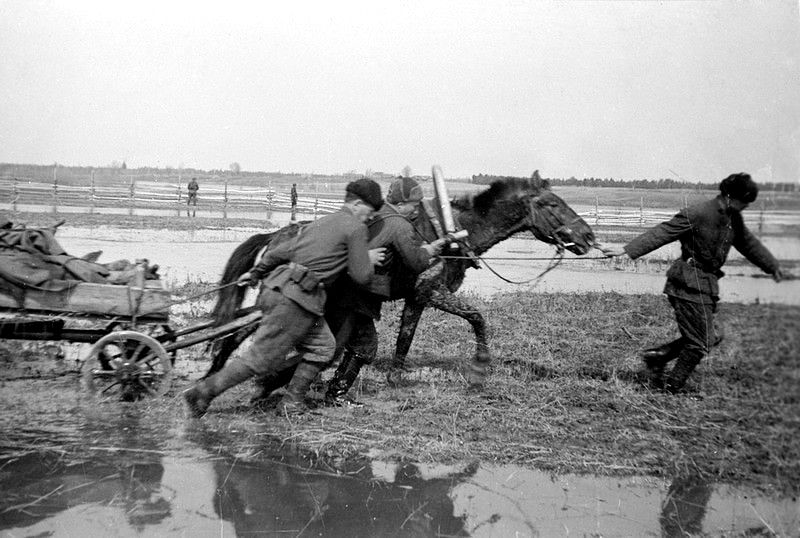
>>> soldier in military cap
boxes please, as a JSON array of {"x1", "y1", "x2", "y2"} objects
[
  {"x1": 323, "y1": 176, "x2": 448, "y2": 406},
  {"x1": 603, "y1": 173, "x2": 784, "y2": 393},
  {"x1": 184, "y1": 178, "x2": 387, "y2": 417}
]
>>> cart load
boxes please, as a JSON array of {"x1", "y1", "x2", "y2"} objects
[{"x1": 0, "y1": 221, "x2": 169, "y2": 319}]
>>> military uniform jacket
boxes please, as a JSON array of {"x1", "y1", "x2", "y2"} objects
[
  {"x1": 251, "y1": 207, "x2": 373, "y2": 315},
  {"x1": 334, "y1": 204, "x2": 433, "y2": 319},
  {"x1": 624, "y1": 196, "x2": 779, "y2": 303}
]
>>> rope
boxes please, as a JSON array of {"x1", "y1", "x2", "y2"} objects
[
  {"x1": 438, "y1": 255, "x2": 610, "y2": 261},
  {"x1": 435, "y1": 249, "x2": 568, "y2": 285},
  {"x1": 133, "y1": 281, "x2": 240, "y2": 319}
]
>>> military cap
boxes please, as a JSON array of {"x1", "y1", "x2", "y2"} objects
[{"x1": 345, "y1": 178, "x2": 383, "y2": 210}]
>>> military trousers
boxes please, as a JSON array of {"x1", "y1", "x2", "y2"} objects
[
  {"x1": 240, "y1": 288, "x2": 336, "y2": 376},
  {"x1": 668, "y1": 295, "x2": 721, "y2": 355}
]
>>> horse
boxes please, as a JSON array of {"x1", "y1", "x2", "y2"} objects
[{"x1": 206, "y1": 174, "x2": 596, "y2": 386}]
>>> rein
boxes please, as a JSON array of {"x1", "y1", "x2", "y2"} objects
[
  {"x1": 133, "y1": 281, "x2": 240, "y2": 319},
  {"x1": 440, "y1": 249, "x2": 565, "y2": 285}
]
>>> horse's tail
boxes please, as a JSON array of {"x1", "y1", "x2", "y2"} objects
[{"x1": 211, "y1": 233, "x2": 275, "y2": 325}]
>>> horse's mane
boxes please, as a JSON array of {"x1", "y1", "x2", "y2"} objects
[{"x1": 451, "y1": 173, "x2": 550, "y2": 216}]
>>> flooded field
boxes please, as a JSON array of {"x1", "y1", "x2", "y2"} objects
[
  {"x1": 1, "y1": 376, "x2": 797, "y2": 537},
  {"x1": 53, "y1": 225, "x2": 800, "y2": 305}
]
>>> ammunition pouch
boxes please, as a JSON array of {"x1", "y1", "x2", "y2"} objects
[{"x1": 287, "y1": 262, "x2": 322, "y2": 292}]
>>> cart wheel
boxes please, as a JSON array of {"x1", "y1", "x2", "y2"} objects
[{"x1": 83, "y1": 331, "x2": 173, "y2": 401}]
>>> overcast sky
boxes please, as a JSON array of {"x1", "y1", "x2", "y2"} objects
[{"x1": 1, "y1": 1, "x2": 798, "y2": 182}]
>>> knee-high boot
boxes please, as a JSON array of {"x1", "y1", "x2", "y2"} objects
[
  {"x1": 324, "y1": 349, "x2": 366, "y2": 407},
  {"x1": 250, "y1": 366, "x2": 297, "y2": 408},
  {"x1": 277, "y1": 361, "x2": 324, "y2": 415},
  {"x1": 183, "y1": 360, "x2": 254, "y2": 418},
  {"x1": 664, "y1": 349, "x2": 703, "y2": 394}
]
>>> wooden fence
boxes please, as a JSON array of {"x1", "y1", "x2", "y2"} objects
[
  {"x1": 0, "y1": 176, "x2": 790, "y2": 234},
  {"x1": 0, "y1": 176, "x2": 340, "y2": 219}
]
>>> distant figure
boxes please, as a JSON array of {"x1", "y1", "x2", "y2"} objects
[
  {"x1": 187, "y1": 178, "x2": 199, "y2": 206},
  {"x1": 290, "y1": 183, "x2": 298, "y2": 221}
]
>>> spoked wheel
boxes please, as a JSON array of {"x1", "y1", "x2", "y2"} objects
[{"x1": 83, "y1": 331, "x2": 173, "y2": 401}]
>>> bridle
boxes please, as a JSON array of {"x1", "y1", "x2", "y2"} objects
[{"x1": 524, "y1": 193, "x2": 585, "y2": 253}]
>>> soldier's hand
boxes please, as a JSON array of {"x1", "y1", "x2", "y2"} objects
[
  {"x1": 237, "y1": 271, "x2": 256, "y2": 287},
  {"x1": 601, "y1": 246, "x2": 626, "y2": 258},
  {"x1": 773, "y1": 268, "x2": 784, "y2": 283},
  {"x1": 369, "y1": 247, "x2": 387, "y2": 266},
  {"x1": 424, "y1": 238, "x2": 448, "y2": 256}
]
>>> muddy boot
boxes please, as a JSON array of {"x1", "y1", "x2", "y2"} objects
[
  {"x1": 276, "y1": 362, "x2": 323, "y2": 416},
  {"x1": 183, "y1": 361, "x2": 253, "y2": 418},
  {"x1": 250, "y1": 366, "x2": 297, "y2": 410},
  {"x1": 642, "y1": 338, "x2": 685, "y2": 368},
  {"x1": 324, "y1": 350, "x2": 366, "y2": 407},
  {"x1": 642, "y1": 338, "x2": 685, "y2": 388},
  {"x1": 664, "y1": 350, "x2": 703, "y2": 394}
]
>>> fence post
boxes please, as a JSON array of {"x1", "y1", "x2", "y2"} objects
[
  {"x1": 12, "y1": 176, "x2": 18, "y2": 214},
  {"x1": 267, "y1": 180, "x2": 273, "y2": 220},
  {"x1": 52, "y1": 166, "x2": 58, "y2": 214},
  {"x1": 177, "y1": 171, "x2": 182, "y2": 211},
  {"x1": 129, "y1": 175, "x2": 135, "y2": 216},
  {"x1": 594, "y1": 196, "x2": 599, "y2": 225},
  {"x1": 639, "y1": 196, "x2": 644, "y2": 226},
  {"x1": 223, "y1": 177, "x2": 229, "y2": 223},
  {"x1": 314, "y1": 182, "x2": 319, "y2": 219},
  {"x1": 90, "y1": 170, "x2": 96, "y2": 214},
  {"x1": 758, "y1": 201, "x2": 765, "y2": 236}
]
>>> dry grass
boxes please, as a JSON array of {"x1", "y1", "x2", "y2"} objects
[{"x1": 165, "y1": 291, "x2": 800, "y2": 497}]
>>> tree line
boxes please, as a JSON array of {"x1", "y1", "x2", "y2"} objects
[{"x1": 470, "y1": 173, "x2": 797, "y2": 192}]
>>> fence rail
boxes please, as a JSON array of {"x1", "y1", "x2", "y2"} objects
[
  {"x1": 1, "y1": 176, "x2": 793, "y2": 233},
  {"x1": 0, "y1": 176, "x2": 340, "y2": 218}
]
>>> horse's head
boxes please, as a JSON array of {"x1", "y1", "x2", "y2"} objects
[
  {"x1": 525, "y1": 188, "x2": 595, "y2": 255},
  {"x1": 467, "y1": 172, "x2": 595, "y2": 255}
]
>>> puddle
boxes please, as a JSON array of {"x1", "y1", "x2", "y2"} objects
[
  {"x1": 0, "y1": 377, "x2": 796, "y2": 537},
  {"x1": 1, "y1": 429, "x2": 796, "y2": 537}
]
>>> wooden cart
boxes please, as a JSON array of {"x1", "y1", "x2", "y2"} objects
[{"x1": 0, "y1": 279, "x2": 260, "y2": 400}]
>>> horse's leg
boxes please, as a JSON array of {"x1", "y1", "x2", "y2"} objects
[
  {"x1": 204, "y1": 322, "x2": 259, "y2": 377},
  {"x1": 428, "y1": 288, "x2": 490, "y2": 387},
  {"x1": 386, "y1": 299, "x2": 426, "y2": 386}
]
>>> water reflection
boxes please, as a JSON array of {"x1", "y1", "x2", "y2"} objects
[
  {"x1": 660, "y1": 474, "x2": 712, "y2": 537},
  {"x1": 208, "y1": 458, "x2": 472, "y2": 536},
  {"x1": 2, "y1": 443, "x2": 797, "y2": 537},
  {"x1": 0, "y1": 410, "x2": 171, "y2": 533},
  {"x1": 0, "y1": 451, "x2": 169, "y2": 531},
  {"x1": 188, "y1": 424, "x2": 474, "y2": 537}
]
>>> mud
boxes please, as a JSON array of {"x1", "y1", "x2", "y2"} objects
[{"x1": 1, "y1": 370, "x2": 796, "y2": 537}]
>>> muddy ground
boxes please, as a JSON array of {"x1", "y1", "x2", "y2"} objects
[{"x1": 1, "y1": 211, "x2": 798, "y2": 536}]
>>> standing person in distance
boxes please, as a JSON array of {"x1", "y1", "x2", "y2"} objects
[{"x1": 187, "y1": 177, "x2": 199, "y2": 206}]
